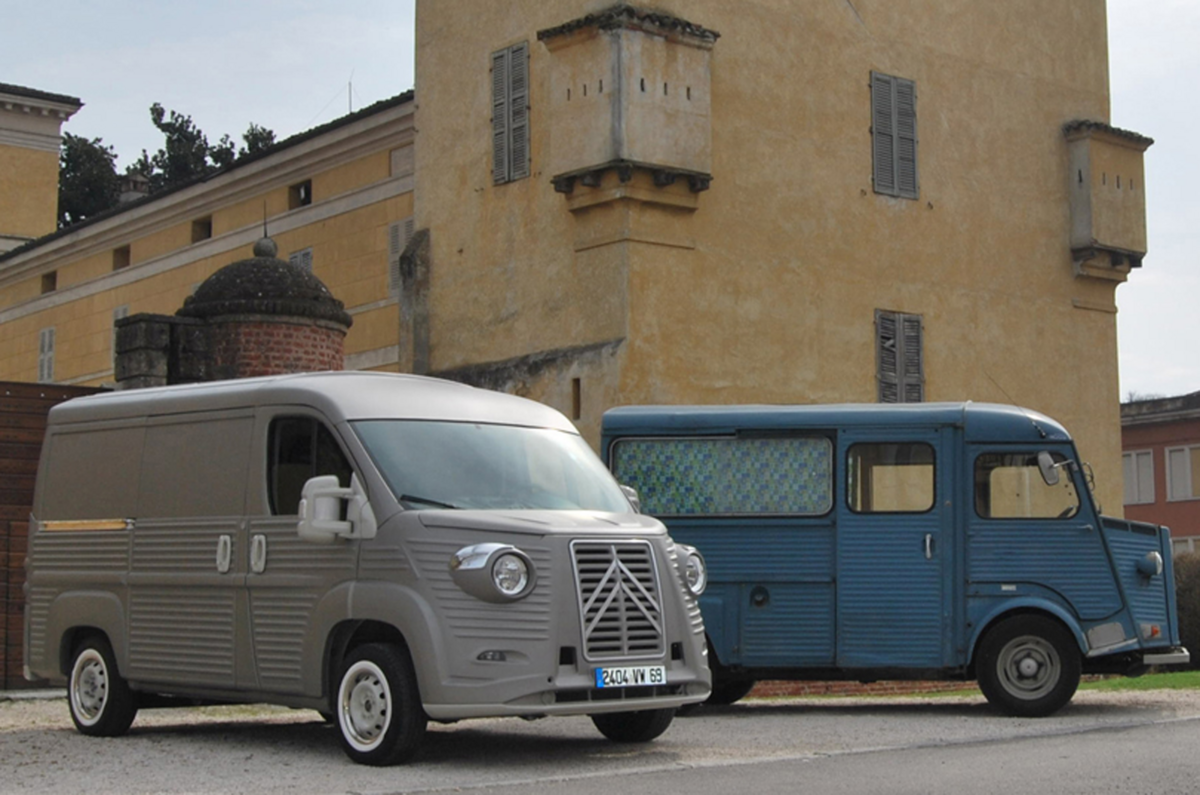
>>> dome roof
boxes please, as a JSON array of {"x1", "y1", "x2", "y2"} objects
[{"x1": 177, "y1": 238, "x2": 352, "y2": 327}]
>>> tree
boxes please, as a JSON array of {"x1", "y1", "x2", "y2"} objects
[
  {"x1": 57, "y1": 133, "x2": 122, "y2": 228},
  {"x1": 128, "y1": 103, "x2": 275, "y2": 192}
]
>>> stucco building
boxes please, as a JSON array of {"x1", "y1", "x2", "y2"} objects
[{"x1": 0, "y1": 0, "x2": 1152, "y2": 513}]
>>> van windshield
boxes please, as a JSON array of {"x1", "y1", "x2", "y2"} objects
[{"x1": 352, "y1": 420, "x2": 631, "y2": 512}]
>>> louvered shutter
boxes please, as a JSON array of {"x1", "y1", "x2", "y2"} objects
[
  {"x1": 871, "y1": 72, "x2": 896, "y2": 196},
  {"x1": 491, "y1": 48, "x2": 511, "y2": 184},
  {"x1": 895, "y1": 77, "x2": 918, "y2": 198},
  {"x1": 38, "y1": 327, "x2": 55, "y2": 384},
  {"x1": 876, "y1": 310, "x2": 900, "y2": 403},
  {"x1": 508, "y1": 42, "x2": 529, "y2": 181},
  {"x1": 899, "y1": 312, "x2": 924, "y2": 401}
]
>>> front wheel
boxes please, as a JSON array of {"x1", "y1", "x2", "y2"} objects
[
  {"x1": 335, "y1": 643, "x2": 426, "y2": 766},
  {"x1": 976, "y1": 615, "x2": 1081, "y2": 717},
  {"x1": 591, "y1": 708, "x2": 675, "y2": 743},
  {"x1": 68, "y1": 635, "x2": 137, "y2": 736}
]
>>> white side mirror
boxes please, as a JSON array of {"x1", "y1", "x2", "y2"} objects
[
  {"x1": 1036, "y1": 451, "x2": 1060, "y2": 487},
  {"x1": 298, "y1": 474, "x2": 376, "y2": 542}
]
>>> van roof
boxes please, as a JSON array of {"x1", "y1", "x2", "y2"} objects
[
  {"x1": 601, "y1": 402, "x2": 1072, "y2": 444},
  {"x1": 47, "y1": 371, "x2": 577, "y2": 432}
]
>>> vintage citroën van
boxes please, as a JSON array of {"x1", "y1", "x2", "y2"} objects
[
  {"x1": 602, "y1": 402, "x2": 1188, "y2": 717},
  {"x1": 25, "y1": 372, "x2": 710, "y2": 765}
]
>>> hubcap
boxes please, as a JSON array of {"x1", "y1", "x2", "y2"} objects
[
  {"x1": 340, "y1": 662, "x2": 391, "y2": 750},
  {"x1": 71, "y1": 650, "x2": 108, "y2": 724},
  {"x1": 997, "y1": 634, "x2": 1060, "y2": 700}
]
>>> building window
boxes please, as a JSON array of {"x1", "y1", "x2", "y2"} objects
[
  {"x1": 113, "y1": 245, "x2": 131, "y2": 271},
  {"x1": 388, "y1": 217, "x2": 415, "y2": 294},
  {"x1": 41, "y1": 271, "x2": 57, "y2": 294},
  {"x1": 192, "y1": 216, "x2": 213, "y2": 243},
  {"x1": 289, "y1": 179, "x2": 312, "y2": 209},
  {"x1": 1166, "y1": 445, "x2": 1200, "y2": 501},
  {"x1": 876, "y1": 309, "x2": 923, "y2": 403},
  {"x1": 871, "y1": 71, "x2": 918, "y2": 199},
  {"x1": 491, "y1": 41, "x2": 530, "y2": 185},
  {"x1": 38, "y1": 327, "x2": 55, "y2": 383},
  {"x1": 288, "y1": 247, "x2": 313, "y2": 272},
  {"x1": 1123, "y1": 450, "x2": 1155, "y2": 505}
]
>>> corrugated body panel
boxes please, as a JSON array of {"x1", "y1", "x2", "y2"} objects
[
  {"x1": 250, "y1": 589, "x2": 317, "y2": 687},
  {"x1": 409, "y1": 538, "x2": 552, "y2": 641},
  {"x1": 838, "y1": 519, "x2": 943, "y2": 666},
  {"x1": 131, "y1": 520, "x2": 240, "y2": 570},
  {"x1": 31, "y1": 529, "x2": 129, "y2": 572},
  {"x1": 358, "y1": 544, "x2": 411, "y2": 579},
  {"x1": 742, "y1": 584, "x2": 834, "y2": 666},
  {"x1": 968, "y1": 525, "x2": 1121, "y2": 619},
  {"x1": 666, "y1": 523, "x2": 834, "y2": 583},
  {"x1": 258, "y1": 529, "x2": 357, "y2": 572},
  {"x1": 128, "y1": 589, "x2": 235, "y2": 682},
  {"x1": 25, "y1": 586, "x2": 55, "y2": 667},
  {"x1": 1104, "y1": 525, "x2": 1169, "y2": 630}
]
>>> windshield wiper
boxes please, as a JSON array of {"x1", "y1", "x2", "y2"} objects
[{"x1": 400, "y1": 494, "x2": 460, "y2": 510}]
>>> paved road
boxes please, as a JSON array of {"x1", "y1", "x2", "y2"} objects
[{"x1": 3, "y1": 689, "x2": 1200, "y2": 794}]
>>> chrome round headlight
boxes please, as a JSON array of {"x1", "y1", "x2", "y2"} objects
[
  {"x1": 684, "y1": 549, "x2": 707, "y2": 596},
  {"x1": 492, "y1": 553, "x2": 531, "y2": 597}
]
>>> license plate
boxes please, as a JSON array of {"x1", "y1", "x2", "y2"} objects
[{"x1": 594, "y1": 665, "x2": 666, "y2": 688}]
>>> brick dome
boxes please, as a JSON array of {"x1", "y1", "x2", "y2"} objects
[{"x1": 177, "y1": 237, "x2": 352, "y2": 328}]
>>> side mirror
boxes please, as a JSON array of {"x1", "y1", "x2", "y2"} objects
[
  {"x1": 1037, "y1": 451, "x2": 1060, "y2": 487},
  {"x1": 298, "y1": 473, "x2": 377, "y2": 542},
  {"x1": 620, "y1": 484, "x2": 642, "y2": 514}
]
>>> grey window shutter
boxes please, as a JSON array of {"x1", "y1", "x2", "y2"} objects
[
  {"x1": 508, "y1": 42, "x2": 529, "y2": 181},
  {"x1": 491, "y1": 48, "x2": 511, "y2": 184},
  {"x1": 39, "y1": 327, "x2": 55, "y2": 383},
  {"x1": 876, "y1": 310, "x2": 900, "y2": 403},
  {"x1": 871, "y1": 73, "x2": 896, "y2": 196},
  {"x1": 871, "y1": 72, "x2": 918, "y2": 199},
  {"x1": 876, "y1": 310, "x2": 923, "y2": 403}
]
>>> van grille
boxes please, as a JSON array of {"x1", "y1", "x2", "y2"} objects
[{"x1": 572, "y1": 540, "x2": 664, "y2": 661}]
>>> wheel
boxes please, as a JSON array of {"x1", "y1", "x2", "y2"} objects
[
  {"x1": 68, "y1": 634, "x2": 137, "y2": 736},
  {"x1": 707, "y1": 677, "x2": 756, "y2": 706},
  {"x1": 591, "y1": 708, "x2": 675, "y2": 743},
  {"x1": 976, "y1": 615, "x2": 1081, "y2": 717},
  {"x1": 335, "y1": 643, "x2": 426, "y2": 766}
]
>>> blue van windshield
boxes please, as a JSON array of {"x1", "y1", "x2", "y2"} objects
[{"x1": 353, "y1": 420, "x2": 630, "y2": 512}]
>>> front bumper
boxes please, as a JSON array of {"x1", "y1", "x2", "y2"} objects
[{"x1": 1143, "y1": 647, "x2": 1190, "y2": 666}]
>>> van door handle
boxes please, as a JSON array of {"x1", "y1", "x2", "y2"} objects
[
  {"x1": 216, "y1": 535, "x2": 232, "y2": 574},
  {"x1": 250, "y1": 534, "x2": 267, "y2": 574},
  {"x1": 924, "y1": 533, "x2": 934, "y2": 560}
]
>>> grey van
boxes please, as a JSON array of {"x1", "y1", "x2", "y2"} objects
[{"x1": 25, "y1": 372, "x2": 710, "y2": 765}]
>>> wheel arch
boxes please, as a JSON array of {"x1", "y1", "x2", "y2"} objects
[
  {"x1": 967, "y1": 602, "x2": 1086, "y2": 677},
  {"x1": 50, "y1": 592, "x2": 127, "y2": 677}
]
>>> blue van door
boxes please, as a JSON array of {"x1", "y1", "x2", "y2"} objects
[{"x1": 836, "y1": 430, "x2": 952, "y2": 668}]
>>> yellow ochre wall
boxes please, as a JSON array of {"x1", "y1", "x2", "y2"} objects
[
  {"x1": 415, "y1": 0, "x2": 1133, "y2": 513},
  {"x1": 0, "y1": 144, "x2": 59, "y2": 241}
]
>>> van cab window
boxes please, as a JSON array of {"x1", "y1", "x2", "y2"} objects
[
  {"x1": 974, "y1": 452, "x2": 1079, "y2": 519},
  {"x1": 847, "y1": 442, "x2": 935, "y2": 513},
  {"x1": 269, "y1": 417, "x2": 354, "y2": 515},
  {"x1": 611, "y1": 436, "x2": 834, "y2": 516}
]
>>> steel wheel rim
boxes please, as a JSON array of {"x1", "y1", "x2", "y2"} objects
[
  {"x1": 339, "y1": 660, "x2": 392, "y2": 751},
  {"x1": 996, "y1": 634, "x2": 1060, "y2": 700},
  {"x1": 70, "y1": 649, "x2": 108, "y2": 726}
]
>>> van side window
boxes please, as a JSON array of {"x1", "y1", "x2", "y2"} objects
[
  {"x1": 268, "y1": 418, "x2": 354, "y2": 515},
  {"x1": 974, "y1": 452, "x2": 1079, "y2": 519},
  {"x1": 610, "y1": 436, "x2": 833, "y2": 516},
  {"x1": 847, "y1": 443, "x2": 935, "y2": 513}
]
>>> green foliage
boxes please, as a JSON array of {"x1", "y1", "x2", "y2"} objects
[
  {"x1": 1079, "y1": 670, "x2": 1200, "y2": 691},
  {"x1": 1174, "y1": 552, "x2": 1200, "y2": 669},
  {"x1": 127, "y1": 103, "x2": 275, "y2": 193},
  {"x1": 57, "y1": 133, "x2": 122, "y2": 228}
]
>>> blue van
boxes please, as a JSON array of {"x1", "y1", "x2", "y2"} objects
[{"x1": 601, "y1": 402, "x2": 1189, "y2": 716}]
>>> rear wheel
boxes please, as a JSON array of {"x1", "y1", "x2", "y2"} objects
[
  {"x1": 976, "y1": 615, "x2": 1080, "y2": 717},
  {"x1": 335, "y1": 643, "x2": 426, "y2": 766},
  {"x1": 68, "y1": 635, "x2": 137, "y2": 736},
  {"x1": 591, "y1": 708, "x2": 675, "y2": 743}
]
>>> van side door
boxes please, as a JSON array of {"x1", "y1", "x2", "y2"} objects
[
  {"x1": 836, "y1": 429, "x2": 953, "y2": 668},
  {"x1": 241, "y1": 411, "x2": 360, "y2": 695}
]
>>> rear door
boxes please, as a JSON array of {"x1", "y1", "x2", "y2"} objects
[{"x1": 836, "y1": 428, "x2": 952, "y2": 668}]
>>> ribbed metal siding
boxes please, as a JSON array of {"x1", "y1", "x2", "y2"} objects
[
  {"x1": 409, "y1": 539, "x2": 552, "y2": 641},
  {"x1": 572, "y1": 540, "x2": 664, "y2": 661},
  {"x1": 1103, "y1": 523, "x2": 1170, "y2": 632},
  {"x1": 128, "y1": 589, "x2": 235, "y2": 682}
]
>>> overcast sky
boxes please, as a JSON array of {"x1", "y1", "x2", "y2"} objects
[{"x1": 3, "y1": 1, "x2": 1193, "y2": 400}]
